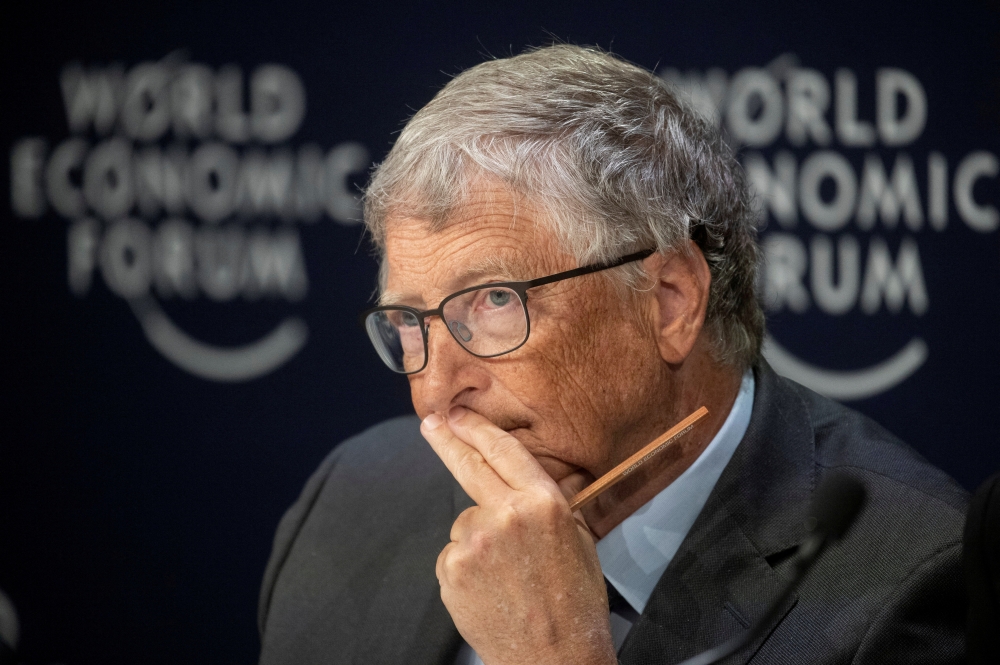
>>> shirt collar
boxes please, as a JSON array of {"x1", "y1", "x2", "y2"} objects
[{"x1": 595, "y1": 370, "x2": 755, "y2": 613}]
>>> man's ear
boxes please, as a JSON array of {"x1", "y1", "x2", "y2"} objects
[{"x1": 645, "y1": 241, "x2": 712, "y2": 365}]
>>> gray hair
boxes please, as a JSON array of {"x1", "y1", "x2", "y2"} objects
[{"x1": 363, "y1": 44, "x2": 763, "y2": 369}]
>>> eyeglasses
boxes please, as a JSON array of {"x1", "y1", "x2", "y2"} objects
[{"x1": 360, "y1": 248, "x2": 655, "y2": 374}]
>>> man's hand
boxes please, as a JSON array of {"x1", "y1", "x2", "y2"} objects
[{"x1": 420, "y1": 406, "x2": 616, "y2": 665}]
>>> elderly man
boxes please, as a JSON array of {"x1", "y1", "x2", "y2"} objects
[{"x1": 257, "y1": 46, "x2": 967, "y2": 664}]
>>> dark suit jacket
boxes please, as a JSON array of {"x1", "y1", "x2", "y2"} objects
[{"x1": 258, "y1": 363, "x2": 968, "y2": 664}]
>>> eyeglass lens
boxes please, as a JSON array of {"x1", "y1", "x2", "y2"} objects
[{"x1": 364, "y1": 286, "x2": 529, "y2": 373}]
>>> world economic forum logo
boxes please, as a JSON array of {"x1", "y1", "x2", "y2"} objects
[
  {"x1": 9, "y1": 55, "x2": 369, "y2": 381},
  {"x1": 662, "y1": 55, "x2": 998, "y2": 400}
]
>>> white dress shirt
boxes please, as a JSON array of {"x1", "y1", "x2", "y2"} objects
[{"x1": 455, "y1": 371, "x2": 756, "y2": 663}]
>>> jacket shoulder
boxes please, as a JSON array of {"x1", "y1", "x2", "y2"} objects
[
  {"x1": 258, "y1": 414, "x2": 464, "y2": 664},
  {"x1": 749, "y1": 375, "x2": 969, "y2": 661},
  {"x1": 786, "y1": 380, "x2": 968, "y2": 515},
  {"x1": 323, "y1": 414, "x2": 439, "y2": 481},
  {"x1": 258, "y1": 414, "x2": 453, "y2": 636}
]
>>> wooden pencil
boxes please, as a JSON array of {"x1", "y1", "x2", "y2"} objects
[{"x1": 568, "y1": 406, "x2": 709, "y2": 512}]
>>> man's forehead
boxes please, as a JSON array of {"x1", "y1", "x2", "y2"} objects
[
  {"x1": 385, "y1": 211, "x2": 544, "y2": 264},
  {"x1": 379, "y1": 182, "x2": 570, "y2": 303},
  {"x1": 452, "y1": 252, "x2": 535, "y2": 282}
]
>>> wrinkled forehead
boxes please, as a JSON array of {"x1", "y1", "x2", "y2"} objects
[
  {"x1": 379, "y1": 194, "x2": 571, "y2": 306},
  {"x1": 373, "y1": 170, "x2": 539, "y2": 245},
  {"x1": 380, "y1": 221, "x2": 546, "y2": 301}
]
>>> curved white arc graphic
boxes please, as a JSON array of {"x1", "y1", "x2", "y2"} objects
[
  {"x1": 763, "y1": 334, "x2": 928, "y2": 401},
  {"x1": 128, "y1": 297, "x2": 309, "y2": 382}
]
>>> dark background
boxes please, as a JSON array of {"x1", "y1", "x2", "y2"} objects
[{"x1": 2, "y1": 1, "x2": 998, "y2": 663}]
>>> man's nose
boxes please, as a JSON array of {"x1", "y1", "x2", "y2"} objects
[{"x1": 413, "y1": 317, "x2": 488, "y2": 415}]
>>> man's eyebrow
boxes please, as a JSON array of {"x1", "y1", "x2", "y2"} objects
[
  {"x1": 450, "y1": 254, "x2": 532, "y2": 286},
  {"x1": 377, "y1": 290, "x2": 409, "y2": 307},
  {"x1": 378, "y1": 254, "x2": 533, "y2": 307}
]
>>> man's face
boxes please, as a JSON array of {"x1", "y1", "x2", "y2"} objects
[{"x1": 382, "y1": 182, "x2": 673, "y2": 483}]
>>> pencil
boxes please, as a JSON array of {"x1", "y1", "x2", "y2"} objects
[{"x1": 568, "y1": 406, "x2": 709, "y2": 512}]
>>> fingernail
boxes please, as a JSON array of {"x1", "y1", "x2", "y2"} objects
[
  {"x1": 423, "y1": 413, "x2": 445, "y2": 430},
  {"x1": 447, "y1": 405, "x2": 467, "y2": 421}
]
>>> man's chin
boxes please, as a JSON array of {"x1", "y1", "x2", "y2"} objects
[
  {"x1": 532, "y1": 454, "x2": 582, "y2": 483},
  {"x1": 501, "y1": 427, "x2": 582, "y2": 482}
]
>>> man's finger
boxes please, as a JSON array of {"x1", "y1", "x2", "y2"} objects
[
  {"x1": 445, "y1": 406, "x2": 557, "y2": 494},
  {"x1": 450, "y1": 506, "x2": 478, "y2": 543},
  {"x1": 556, "y1": 469, "x2": 593, "y2": 502},
  {"x1": 435, "y1": 540, "x2": 456, "y2": 586},
  {"x1": 421, "y1": 414, "x2": 511, "y2": 506}
]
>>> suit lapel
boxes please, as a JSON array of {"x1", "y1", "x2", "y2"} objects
[{"x1": 619, "y1": 362, "x2": 816, "y2": 664}]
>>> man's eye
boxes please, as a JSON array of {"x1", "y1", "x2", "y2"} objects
[
  {"x1": 488, "y1": 290, "x2": 512, "y2": 306},
  {"x1": 400, "y1": 312, "x2": 419, "y2": 327}
]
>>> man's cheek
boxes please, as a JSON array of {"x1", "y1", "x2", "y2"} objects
[{"x1": 407, "y1": 377, "x2": 427, "y2": 418}]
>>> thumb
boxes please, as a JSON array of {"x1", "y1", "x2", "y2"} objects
[
  {"x1": 558, "y1": 469, "x2": 599, "y2": 542},
  {"x1": 556, "y1": 469, "x2": 593, "y2": 502}
]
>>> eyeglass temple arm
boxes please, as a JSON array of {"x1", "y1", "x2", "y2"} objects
[{"x1": 523, "y1": 248, "x2": 656, "y2": 289}]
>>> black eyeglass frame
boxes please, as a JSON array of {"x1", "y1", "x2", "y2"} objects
[{"x1": 359, "y1": 248, "x2": 656, "y2": 375}]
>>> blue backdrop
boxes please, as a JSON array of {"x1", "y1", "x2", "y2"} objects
[{"x1": 2, "y1": 1, "x2": 998, "y2": 663}]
